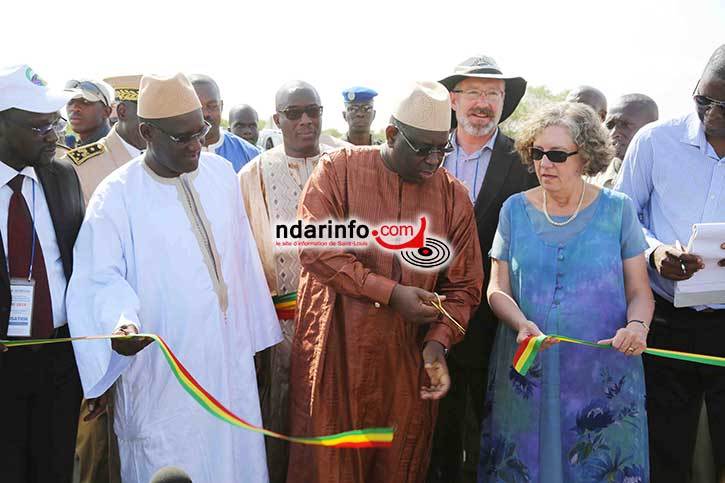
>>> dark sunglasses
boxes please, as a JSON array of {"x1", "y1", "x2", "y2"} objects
[
  {"x1": 694, "y1": 94, "x2": 725, "y2": 110},
  {"x1": 147, "y1": 120, "x2": 211, "y2": 144},
  {"x1": 395, "y1": 124, "x2": 454, "y2": 158},
  {"x1": 530, "y1": 148, "x2": 578, "y2": 163},
  {"x1": 3, "y1": 116, "x2": 67, "y2": 137},
  {"x1": 65, "y1": 80, "x2": 111, "y2": 106},
  {"x1": 346, "y1": 104, "x2": 374, "y2": 114},
  {"x1": 278, "y1": 105, "x2": 323, "y2": 121}
]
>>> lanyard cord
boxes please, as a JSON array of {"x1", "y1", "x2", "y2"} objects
[{"x1": 454, "y1": 144, "x2": 483, "y2": 201}]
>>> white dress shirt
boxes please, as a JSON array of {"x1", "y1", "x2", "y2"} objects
[{"x1": 0, "y1": 161, "x2": 67, "y2": 327}]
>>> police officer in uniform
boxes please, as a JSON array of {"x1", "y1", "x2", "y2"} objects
[{"x1": 341, "y1": 86, "x2": 381, "y2": 145}]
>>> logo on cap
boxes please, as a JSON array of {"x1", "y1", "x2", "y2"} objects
[
  {"x1": 347, "y1": 92, "x2": 355, "y2": 101},
  {"x1": 25, "y1": 67, "x2": 47, "y2": 87}
]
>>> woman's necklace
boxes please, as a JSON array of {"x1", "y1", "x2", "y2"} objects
[{"x1": 543, "y1": 180, "x2": 586, "y2": 227}]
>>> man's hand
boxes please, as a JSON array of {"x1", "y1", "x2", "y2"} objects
[
  {"x1": 389, "y1": 285, "x2": 445, "y2": 325},
  {"x1": 84, "y1": 392, "x2": 110, "y2": 422},
  {"x1": 516, "y1": 320, "x2": 559, "y2": 351},
  {"x1": 651, "y1": 244, "x2": 704, "y2": 281},
  {"x1": 421, "y1": 341, "x2": 450, "y2": 400},
  {"x1": 111, "y1": 324, "x2": 153, "y2": 356}
]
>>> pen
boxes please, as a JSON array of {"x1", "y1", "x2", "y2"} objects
[{"x1": 675, "y1": 240, "x2": 687, "y2": 275}]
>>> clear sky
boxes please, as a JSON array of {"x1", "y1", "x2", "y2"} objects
[{"x1": 3, "y1": 0, "x2": 723, "y2": 132}]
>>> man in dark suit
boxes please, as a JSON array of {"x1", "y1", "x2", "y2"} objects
[
  {"x1": 0, "y1": 64, "x2": 85, "y2": 483},
  {"x1": 427, "y1": 56, "x2": 539, "y2": 483}
]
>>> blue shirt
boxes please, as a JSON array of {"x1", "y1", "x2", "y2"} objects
[
  {"x1": 205, "y1": 130, "x2": 261, "y2": 173},
  {"x1": 442, "y1": 129, "x2": 498, "y2": 202},
  {"x1": 615, "y1": 112, "x2": 725, "y2": 307}
]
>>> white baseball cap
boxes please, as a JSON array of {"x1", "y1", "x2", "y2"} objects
[{"x1": 0, "y1": 64, "x2": 73, "y2": 114}]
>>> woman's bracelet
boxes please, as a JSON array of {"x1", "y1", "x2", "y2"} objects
[{"x1": 626, "y1": 319, "x2": 650, "y2": 331}]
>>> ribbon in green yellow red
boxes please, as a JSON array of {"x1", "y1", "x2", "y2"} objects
[
  {"x1": 273, "y1": 292, "x2": 297, "y2": 320},
  {"x1": 1, "y1": 334, "x2": 393, "y2": 448},
  {"x1": 513, "y1": 334, "x2": 725, "y2": 376}
]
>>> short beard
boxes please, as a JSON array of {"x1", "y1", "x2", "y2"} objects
[{"x1": 458, "y1": 113, "x2": 497, "y2": 137}]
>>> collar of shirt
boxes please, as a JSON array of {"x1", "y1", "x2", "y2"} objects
[
  {"x1": 450, "y1": 128, "x2": 498, "y2": 160},
  {"x1": 0, "y1": 161, "x2": 39, "y2": 189},
  {"x1": 202, "y1": 128, "x2": 225, "y2": 152},
  {"x1": 118, "y1": 133, "x2": 143, "y2": 158},
  {"x1": 681, "y1": 112, "x2": 723, "y2": 160}
]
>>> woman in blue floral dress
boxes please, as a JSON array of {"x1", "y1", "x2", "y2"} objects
[{"x1": 478, "y1": 102, "x2": 655, "y2": 483}]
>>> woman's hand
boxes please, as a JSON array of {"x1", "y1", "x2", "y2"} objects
[
  {"x1": 598, "y1": 323, "x2": 648, "y2": 356},
  {"x1": 516, "y1": 320, "x2": 559, "y2": 351}
]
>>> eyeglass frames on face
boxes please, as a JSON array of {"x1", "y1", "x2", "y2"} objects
[
  {"x1": 277, "y1": 105, "x2": 323, "y2": 121},
  {"x1": 451, "y1": 89, "x2": 504, "y2": 103},
  {"x1": 3, "y1": 116, "x2": 67, "y2": 137},
  {"x1": 395, "y1": 124, "x2": 454, "y2": 159},
  {"x1": 530, "y1": 148, "x2": 579, "y2": 163},
  {"x1": 346, "y1": 104, "x2": 374, "y2": 114},
  {"x1": 694, "y1": 94, "x2": 725, "y2": 110},
  {"x1": 147, "y1": 120, "x2": 211, "y2": 144}
]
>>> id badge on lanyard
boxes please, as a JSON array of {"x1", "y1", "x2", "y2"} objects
[
  {"x1": 7, "y1": 181, "x2": 37, "y2": 338},
  {"x1": 8, "y1": 278, "x2": 35, "y2": 337}
]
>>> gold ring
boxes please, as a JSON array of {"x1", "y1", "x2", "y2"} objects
[{"x1": 626, "y1": 347, "x2": 635, "y2": 352}]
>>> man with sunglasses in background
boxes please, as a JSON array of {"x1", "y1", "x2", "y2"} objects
[
  {"x1": 428, "y1": 55, "x2": 538, "y2": 483},
  {"x1": 68, "y1": 74, "x2": 147, "y2": 483},
  {"x1": 238, "y1": 80, "x2": 349, "y2": 483},
  {"x1": 64, "y1": 78, "x2": 115, "y2": 147},
  {"x1": 287, "y1": 80, "x2": 483, "y2": 483},
  {"x1": 189, "y1": 74, "x2": 260, "y2": 172},
  {"x1": 0, "y1": 65, "x2": 85, "y2": 483},
  {"x1": 67, "y1": 73, "x2": 281, "y2": 482},
  {"x1": 616, "y1": 44, "x2": 725, "y2": 483},
  {"x1": 341, "y1": 86, "x2": 381, "y2": 145}
]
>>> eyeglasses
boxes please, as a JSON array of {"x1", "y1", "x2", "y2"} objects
[
  {"x1": 65, "y1": 80, "x2": 111, "y2": 106},
  {"x1": 395, "y1": 124, "x2": 454, "y2": 158},
  {"x1": 451, "y1": 89, "x2": 504, "y2": 103},
  {"x1": 3, "y1": 116, "x2": 67, "y2": 137},
  {"x1": 277, "y1": 105, "x2": 323, "y2": 121},
  {"x1": 694, "y1": 94, "x2": 725, "y2": 110},
  {"x1": 346, "y1": 104, "x2": 374, "y2": 114},
  {"x1": 147, "y1": 120, "x2": 211, "y2": 144},
  {"x1": 530, "y1": 148, "x2": 579, "y2": 163}
]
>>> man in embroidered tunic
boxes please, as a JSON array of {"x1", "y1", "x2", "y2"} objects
[
  {"x1": 286, "y1": 81, "x2": 483, "y2": 483},
  {"x1": 67, "y1": 73, "x2": 281, "y2": 483},
  {"x1": 238, "y1": 80, "x2": 349, "y2": 483}
]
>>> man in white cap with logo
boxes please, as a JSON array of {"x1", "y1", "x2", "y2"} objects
[
  {"x1": 287, "y1": 81, "x2": 483, "y2": 483},
  {"x1": 0, "y1": 65, "x2": 85, "y2": 483},
  {"x1": 66, "y1": 72, "x2": 282, "y2": 482},
  {"x1": 430, "y1": 55, "x2": 538, "y2": 483}
]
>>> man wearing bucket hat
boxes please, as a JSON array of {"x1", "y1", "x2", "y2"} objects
[
  {"x1": 429, "y1": 55, "x2": 538, "y2": 483},
  {"x1": 287, "y1": 81, "x2": 483, "y2": 483},
  {"x1": 0, "y1": 64, "x2": 85, "y2": 483},
  {"x1": 64, "y1": 78, "x2": 115, "y2": 147}
]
